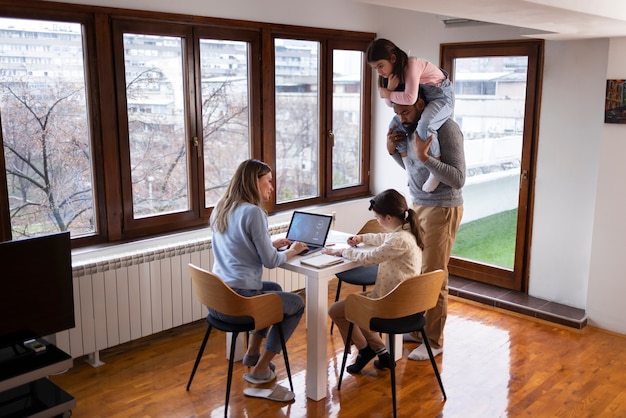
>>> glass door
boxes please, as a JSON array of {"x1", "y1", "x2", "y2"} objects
[{"x1": 441, "y1": 40, "x2": 544, "y2": 291}]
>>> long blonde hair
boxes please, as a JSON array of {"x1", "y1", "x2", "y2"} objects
[{"x1": 211, "y1": 159, "x2": 272, "y2": 233}]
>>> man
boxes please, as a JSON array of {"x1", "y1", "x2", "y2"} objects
[{"x1": 387, "y1": 95, "x2": 465, "y2": 360}]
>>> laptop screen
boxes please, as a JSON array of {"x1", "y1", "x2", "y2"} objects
[{"x1": 285, "y1": 211, "x2": 333, "y2": 248}]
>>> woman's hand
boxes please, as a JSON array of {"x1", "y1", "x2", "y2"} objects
[
  {"x1": 273, "y1": 237, "x2": 291, "y2": 249},
  {"x1": 285, "y1": 241, "x2": 308, "y2": 259}
]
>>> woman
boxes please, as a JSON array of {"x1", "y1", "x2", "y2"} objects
[
  {"x1": 210, "y1": 159, "x2": 308, "y2": 386},
  {"x1": 324, "y1": 189, "x2": 423, "y2": 373}
]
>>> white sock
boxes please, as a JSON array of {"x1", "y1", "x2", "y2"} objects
[
  {"x1": 422, "y1": 172, "x2": 440, "y2": 193},
  {"x1": 407, "y1": 344, "x2": 443, "y2": 361}
]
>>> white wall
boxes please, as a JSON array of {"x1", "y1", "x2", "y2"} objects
[
  {"x1": 529, "y1": 39, "x2": 608, "y2": 309},
  {"x1": 43, "y1": 0, "x2": 624, "y2": 334},
  {"x1": 587, "y1": 37, "x2": 626, "y2": 333}
]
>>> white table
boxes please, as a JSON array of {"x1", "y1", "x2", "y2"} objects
[
  {"x1": 279, "y1": 231, "x2": 358, "y2": 401},
  {"x1": 278, "y1": 230, "x2": 402, "y2": 401}
]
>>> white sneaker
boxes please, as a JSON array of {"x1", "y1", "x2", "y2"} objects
[
  {"x1": 407, "y1": 344, "x2": 443, "y2": 361},
  {"x1": 402, "y1": 333, "x2": 421, "y2": 343}
]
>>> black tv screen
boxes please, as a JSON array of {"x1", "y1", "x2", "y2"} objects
[{"x1": 0, "y1": 232, "x2": 75, "y2": 345}]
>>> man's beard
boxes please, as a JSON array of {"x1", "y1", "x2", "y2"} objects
[{"x1": 402, "y1": 122, "x2": 418, "y2": 133}]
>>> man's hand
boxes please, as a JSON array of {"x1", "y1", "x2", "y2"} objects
[
  {"x1": 415, "y1": 133, "x2": 433, "y2": 163},
  {"x1": 387, "y1": 125, "x2": 405, "y2": 154}
]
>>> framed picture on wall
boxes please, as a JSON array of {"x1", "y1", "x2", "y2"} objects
[{"x1": 605, "y1": 79, "x2": 626, "y2": 123}]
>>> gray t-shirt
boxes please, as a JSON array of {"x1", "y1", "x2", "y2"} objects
[{"x1": 389, "y1": 117, "x2": 465, "y2": 208}]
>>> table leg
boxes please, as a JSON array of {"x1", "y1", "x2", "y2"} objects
[
  {"x1": 305, "y1": 274, "x2": 329, "y2": 401},
  {"x1": 386, "y1": 334, "x2": 403, "y2": 361},
  {"x1": 225, "y1": 332, "x2": 244, "y2": 362}
]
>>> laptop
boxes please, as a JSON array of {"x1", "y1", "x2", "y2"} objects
[{"x1": 284, "y1": 211, "x2": 333, "y2": 255}]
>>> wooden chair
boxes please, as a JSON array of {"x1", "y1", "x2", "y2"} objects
[
  {"x1": 330, "y1": 218, "x2": 386, "y2": 335},
  {"x1": 337, "y1": 270, "x2": 447, "y2": 418},
  {"x1": 186, "y1": 264, "x2": 293, "y2": 417}
]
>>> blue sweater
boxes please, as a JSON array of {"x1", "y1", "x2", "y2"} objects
[{"x1": 211, "y1": 203, "x2": 287, "y2": 290}]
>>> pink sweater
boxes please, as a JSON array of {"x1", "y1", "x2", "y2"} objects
[{"x1": 385, "y1": 57, "x2": 446, "y2": 107}]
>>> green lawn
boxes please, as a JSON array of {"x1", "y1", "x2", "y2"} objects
[{"x1": 451, "y1": 208, "x2": 517, "y2": 269}]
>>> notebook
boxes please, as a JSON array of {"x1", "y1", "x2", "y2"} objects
[
  {"x1": 300, "y1": 253, "x2": 345, "y2": 269},
  {"x1": 285, "y1": 211, "x2": 333, "y2": 255}
]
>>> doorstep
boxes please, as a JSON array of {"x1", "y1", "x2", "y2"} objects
[{"x1": 449, "y1": 275, "x2": 587, "y2": 329}]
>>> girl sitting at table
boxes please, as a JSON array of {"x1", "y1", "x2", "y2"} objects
[{"x1": 324, "y1": 189, "x2": 423, "y2": 373}]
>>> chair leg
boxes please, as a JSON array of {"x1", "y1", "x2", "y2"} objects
[
  {"x1": 186, "y1": 325, "x2": 212, "y2": 390},
  {"x1": 330, "y1": 280, "x2": 343, "y2": 335},
  {"x1": 337, "y1": 322, "x2": 354, "y2": 390},
  {"x1": 224, "y1": 331, "x2": 239, "y2": 418},
  {"x1": 277, "y1": 324, "x2": 294, "y2": 392},
  {"x1": 420, "y1": 329, "x2": 447, "y2": 401},
  {"x1": 389, "y1": 334, "x2": 397, "y2": 418}
]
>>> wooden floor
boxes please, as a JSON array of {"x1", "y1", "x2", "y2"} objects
[{"x1": 50, "y1": 279, "x2": 626, "y2": 418}]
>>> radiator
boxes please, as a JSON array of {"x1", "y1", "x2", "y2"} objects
[{"x1": 54, "y1": 224, "x2": 306, "y2": 360}]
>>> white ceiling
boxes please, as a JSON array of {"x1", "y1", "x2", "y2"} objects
[{"x1": 355, "y1": 0, "x2": 626, "y2": 40}]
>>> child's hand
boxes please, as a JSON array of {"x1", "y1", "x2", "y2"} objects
[
  {"x1": 378, "y1": 86, "x2": 391, "y2": 99},
  {"x1": 322, "y1": 248, "x2": 342, "y2": 256},
  {"x1": 387, "y1": 74, "x2": 399, "y2": 91},
  {"x1": 347, "y1": 235, "x2": 362, "y2": 247}
]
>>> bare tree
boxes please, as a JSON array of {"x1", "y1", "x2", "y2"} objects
[{"x1": 1, "y1": 79, "x2": 94, "y2": 238}]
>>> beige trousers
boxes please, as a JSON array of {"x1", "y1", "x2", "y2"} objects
[{"x1": 411, "y1": 204, "x2": 463, "y2": 349}]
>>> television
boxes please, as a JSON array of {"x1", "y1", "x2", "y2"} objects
[{"x1": 0, "y1": 232, "x2": 75, "y2": 347}]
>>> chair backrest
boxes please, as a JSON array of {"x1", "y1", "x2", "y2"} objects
[
  {"x1": 345, "y1": 270, "x2": 445, "y2": 329},
  {"x1": 358, "y1": 218, "x2": 386, "y2": 234},
  {"x1": 188, "y1": 263, "x2": 283, "y2": 331}
]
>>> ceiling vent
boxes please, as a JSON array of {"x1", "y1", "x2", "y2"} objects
[{"x1": 437, "y1": 15, "x2": 491, "y2": 27}]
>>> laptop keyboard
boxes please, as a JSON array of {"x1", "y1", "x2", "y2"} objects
[{"x1": 298, "y1": 246, "x2": 322, "y2": 256}]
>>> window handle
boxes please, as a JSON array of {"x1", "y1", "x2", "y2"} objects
[{"x1": 192, "y1": 136, "x2": 202, "y2": 158}]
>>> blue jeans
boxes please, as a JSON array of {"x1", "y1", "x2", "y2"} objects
[
  {"x1": 209, "y1": 281, "x2": 304, "y2": 354},
  {"x1": 412, "y1": 74, "x2": 455, "y2": 158}
]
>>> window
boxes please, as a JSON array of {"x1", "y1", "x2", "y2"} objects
[
  {"x1": 199, "y1": 37, "x2": 254, "y2": 208},
  {"x1": 331, "y1": 48, "x2": 366, "y2": 191},
  {"x1": 0, "y1": 5, "x2": 374, "y2": 245},
  {"x1": 0, "y1": 16, "x2": 98, "y2": 241},
  {"x1": 122, "y1": 32, "x2": 190, "y2": 219},
  {"x1": 266, "y1": 35, "x2": 372, "y2": 211},
  {"x1": 274, "y1": 38, "x2": 320, "y2": 203}
]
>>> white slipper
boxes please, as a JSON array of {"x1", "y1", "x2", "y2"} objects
[
  {"x1": 243, "y1": 369, "x2": 276, "y2": 385},
  {"x1": 408, "y1": 344, "x2": 443, "y2": 361},
  {"x1": 244, "y1": 384, "x2": 295, "y2": 402}
]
